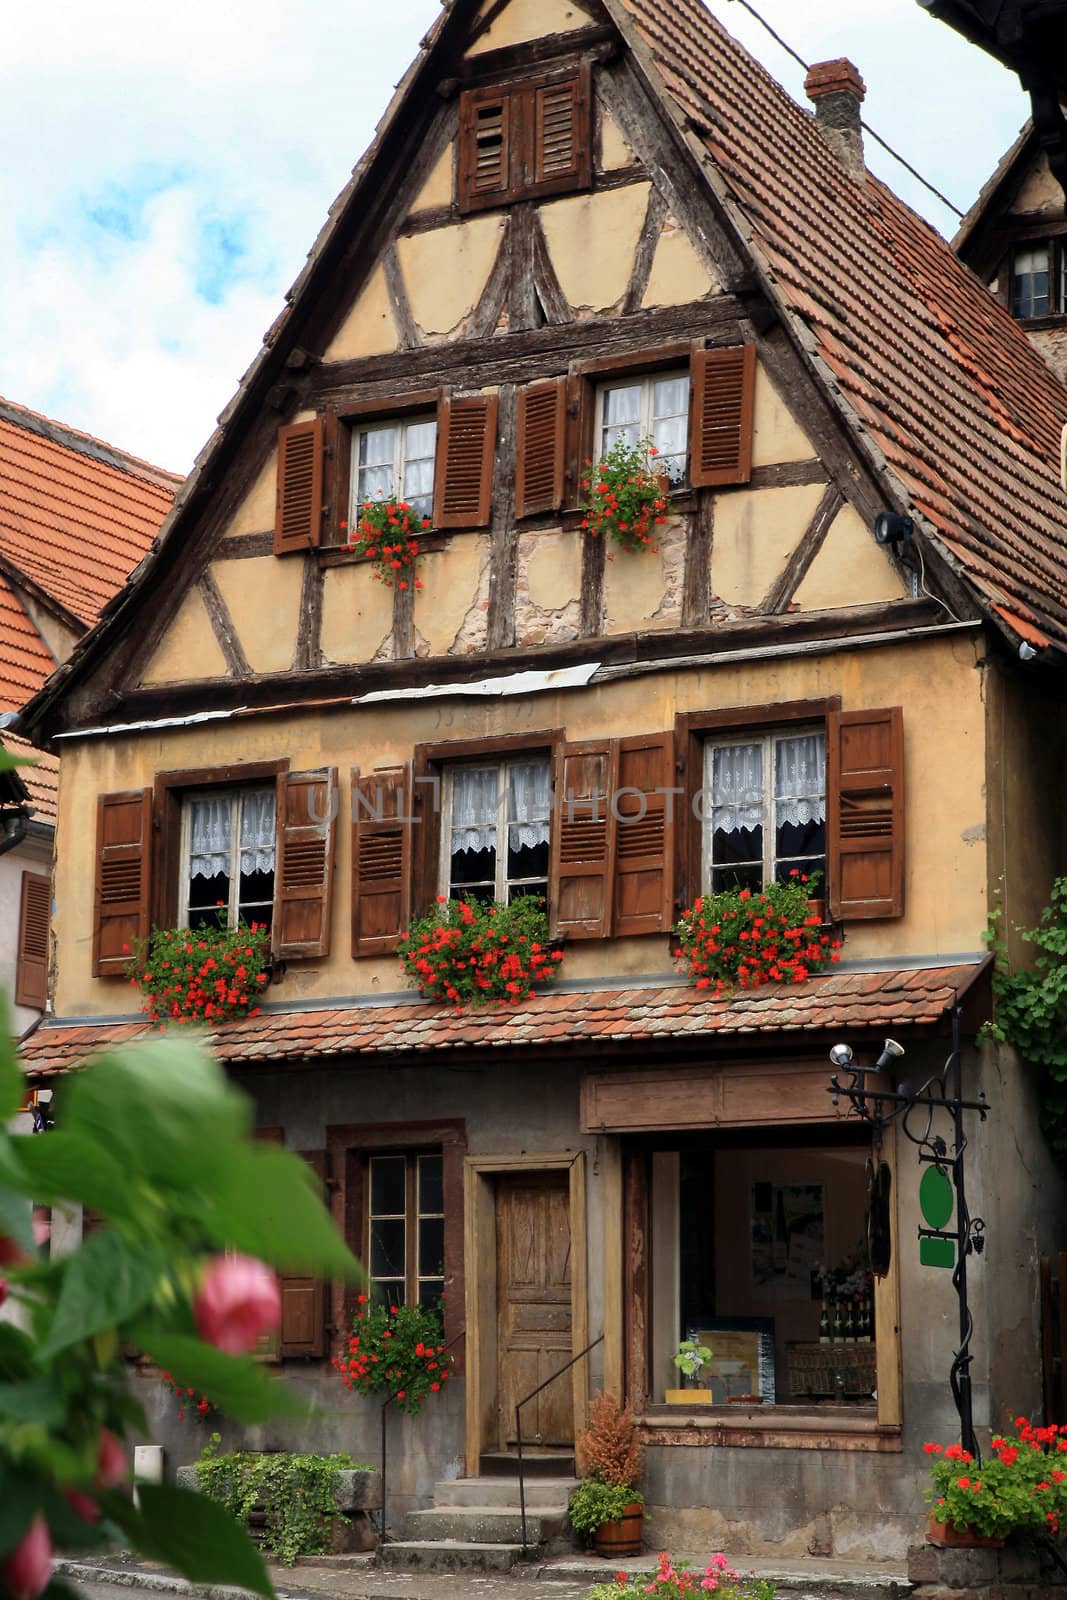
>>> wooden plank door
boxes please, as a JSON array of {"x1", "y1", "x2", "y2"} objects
[{"x1": 496, "y1": 1172, "x2": 574, "y2": 1448}]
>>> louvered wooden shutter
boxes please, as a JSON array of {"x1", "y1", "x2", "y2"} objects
[
  {"x1": 529, "y1": 68, "x2": 592, "y2": 197},
  {"x1": 280, "y1": 1149, "x2": 329, "y2": 1358},
  {"x1": 352, "y1": 765, "x2": 412, "y2": 956},
  {"x1": 613, "y1": 733, "x2": 675, "y2": 937},
  {"x1": 434, "y1": 393, "x2": 498, "y2": 529},
  {"x1": 15, "y1": 871, "x2": 50, "y2": 1010},
  {"x1": 273, "y1": 418, "x2": 325, "y2": 555},
  {"x1": 458, "y1": 88, "x2": 513, "y2": 213},
  {"x1": 93, "y1": 790, "x2": 152, "y2": 978},
  {"x1": 550, "y1": 740, "x2": 616, "y2": 940},
  {"x1": 275, "y1": 769, "x2": 337, "y2": 959},
  {"x1": 516, "y1": 378, "x2": 566, "y2": 517},
  {"x1": 689, "y1": 344, "x2": 757, "y2": 488},
  {"x1": 827, "y1": 707, "x2": 905, "y2": 921}
]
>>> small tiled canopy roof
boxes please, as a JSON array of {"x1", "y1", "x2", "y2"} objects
[{"x1": 20, "y1": 962, "x2": 987, "y2": 1080}]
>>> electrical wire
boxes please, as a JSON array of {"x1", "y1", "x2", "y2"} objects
[{"x1": 724, "y1": 0, "x2": 966, "y2": 218}]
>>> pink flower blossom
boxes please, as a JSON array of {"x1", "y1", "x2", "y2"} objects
[
  {"x1": 96, "y1": 1428, "x2": 127, "y2": 1488},
  {"x1": 194, "y1": 1254, "x2": 280, "y2": 1355},
  {"x1": 64, "y1": 1489, "x2": 100, "y2": 1524},
  {"x1": 2, "y1": 1515, "x2": 52, "y2": 1600}
]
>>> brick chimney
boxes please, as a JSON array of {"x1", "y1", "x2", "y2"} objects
[{"x1": 804, "y1": 58, "x2": 866, "y2": 183}]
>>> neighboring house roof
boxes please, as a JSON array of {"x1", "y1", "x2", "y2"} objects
[
  {"x1": 952, "y1": 118, "x2": 1037, "y2": 260},
  {"x1": 20, "y1": 961, "x2": 987, "y2": 1079}
]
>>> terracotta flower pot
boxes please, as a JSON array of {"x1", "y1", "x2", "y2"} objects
[
  {"x1": 655, "y1": 472, "x2": 672, "y2": 499},
  {"x1": 807, "y1": 897, "x2": 826, "y2": 924},
  {"x1": 594, "y1": 1502, "x2": 644, "y2": 1559},
  {"x1": 927, "y1": 1514, "x2": 1004, "y2": 1549}
]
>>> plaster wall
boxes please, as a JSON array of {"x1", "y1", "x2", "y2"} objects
[
  {"x1": 1011, "y1": 153, "x2": 1064, "y2": 213},
  {"x1": 409, "y1": 144, "x2": 455, "y2": 215},
  {"x1": 396, "y1": 217, "x2": 505, "y2": 340},
  {"x1": 211, "y1": 557, "x2": 305, "y2": 676},
  {"x1": 141, "y1": 587, "x2": 227, "y2": 686},
  {"x1": 539, "y1": 184, "x2": 652, "y2": 313},
  {"x1": 711, "y1": 483, "x2": 826, "y2": 611},
  {"x1": 323, "y1": 265, "x2": 399, "y2": 363},
  {"x1": 792, "y1": 505, "x2": 909, "y2": 612},
  {"x1": 641, "y1": 225, "x2": 717, "y2": 307},
  {"x1": 466, "y1": 0, "x2": 588, "y2": 55},
  {"x1": 1026, "y1": 322, "x2": 1067, "y2": 384},
  {"x1": 54, "y1": 633, "x2": 988, "y2": 1017},
  {"x1": 222, "y1": 458, "x2": 277, "y2": 539}
]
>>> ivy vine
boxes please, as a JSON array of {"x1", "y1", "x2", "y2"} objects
[
  {"x1": 986, "y1": 876, "x2": 1067, "y2": 1166},
  {"x1": 195, "y1": 1435, "x2": 372, "y2": 1565}
]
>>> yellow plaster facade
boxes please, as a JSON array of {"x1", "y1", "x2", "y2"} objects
[
  {"x1": 1013, "y1": 153, "x2": 1063, "y2": 213},
  {"x1": 395, "y1": 216, "x2": 505, "y2": 338},
  {"x1": 409, "y1": 143, "x2": 455, "y2": 214},
  {"x1": 466, "y1": 0, "x2": 588, "y2": 55},
  {"x1": 539, "y1": 183, "x2": 652, "y2": 312},
  {"x1": 321, "y1": 563, "x2": 395, "y2": 665},
  {"x1": 793, "y1": 503, "x2": 909, "y2": 611},
  {"x1": 641, "y1": 225, "x2": 717, "y2": 308},
  {"x1": 140, "y1": 587, "x2": 228, "y2": 687},
  {"x1": 211, "y1": 557, "x2": 306, "y2": 676},
  {"x1": 413, "y1": 535, "x2": 490, "y2": 654},
  {"x1": 599, "y1": 108, "x2": 636, "y2": 171},
  {"x1": 222, "y1": 456, "x2": 276, "y2": 538},
  {"x1": 750, "y1": 363, "x2": 817, "y2": 467},
  {"x1": 711, "y1": 482, "x2": 826, "y2": 609},
  {"x1": 323, "y1": 263, "x2": 398, "y2": 362},
  {"x1": 525, "y1": 529, "x2": 581, "y2": 612}
]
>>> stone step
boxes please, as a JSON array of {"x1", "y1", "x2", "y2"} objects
[
  {"x1": 406, "y1": 1505, "x2": 569, "y2": 1545},
  {"x1": 378, "y1": 1538, "x2": 529, "y2": 1572},
  {"x1": 541, "y1": 1556, "x2": 912, "y2": 1599},
  {"x1": 432, "y1": 1475, "x2": 578, "y2": 1509},
  {"x1": 480, "y1": 1449, "x2": 575, "y2": 1478}
]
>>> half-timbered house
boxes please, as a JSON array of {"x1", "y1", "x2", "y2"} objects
[{"x1": 17, "y1": 0, "x2": 1067, "y2": 1562}]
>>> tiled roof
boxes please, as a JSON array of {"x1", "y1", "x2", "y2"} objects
[
  {"x1": 20, "y1": 963, "x2": 985, "y2": 1080},
  {"x1": 617, "y1": 0, "x2": 1067, "y2": 651},
  {"x1": 0, "y1": 397, "x2": 178, "y2": 628},
  {"x1": 0, "y1": 572, "x2": 56, "y2": 711},
  {"x1": 4, "y1": 732, "x2": 58, "y2": 825}
]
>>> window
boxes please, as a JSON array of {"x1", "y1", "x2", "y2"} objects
[
  {"x1": 441, "y1": 757, "x2": 552, "y2": 904},
  {"x1": 1012, "y1": 240, "x2": 1067, "y2": 318},
  {"x1": 350, "y1": 414, "x2": 437, "y2": 523},
  {"x1": 180, "y1": 786, "x2": 276, "y2": 932},
  {"x1": 596, "y1": 371, "x2": 690, "y2": 486},
  {"x1": 367, "y1": 1151, "x2": 445, "y2": 1308},
  {"x1": 702, "y1": 729, "x2": 826, "y2": 894},
  {"x1": 458, "y1": 69, "x2": 592, "y2": 213}
]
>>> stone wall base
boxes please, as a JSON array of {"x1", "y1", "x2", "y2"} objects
[{"x1": 908, "y1": 1538, "x2": 1067, "y2": 1593}]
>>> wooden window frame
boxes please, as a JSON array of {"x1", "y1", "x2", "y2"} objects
[
  {"x1": 324, "y1": 390, "x2": 443, "y2": 551},
  {"x1": 1011, "y1": 237, "x2": 1067, "y2": 321},
  {"x1": 330, "y1": 1119, "x2": 467, "y2": 1373},
  {"x1": 177, "y1": 782, "x2": 278, "y2": 931},
  {"x1": 437, "y1": 753, "x2": 553, "y2": 905},
  {"x1": 593, "y1": 366, "x2": 691, "y2": 490},
  {"x1": 366, "y1": 1150, "x2": 447, "y2": 1308},
  {"x1": 569, "y1": 345, "x2": 694, "y2": 510},
  {"x1": 700, "y1": 724, "x2": 827, "y2": 895},
  {"x1": 457, "y1": 64, "x2": 593, "y2": 215}
]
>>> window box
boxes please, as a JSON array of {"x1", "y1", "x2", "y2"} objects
[
  {"x1": 397, "y1": 894, "x2": 563, "y2": 1007},
  {"x1": 126, "y1": 920, "x2": 271, "y2": 1025}
]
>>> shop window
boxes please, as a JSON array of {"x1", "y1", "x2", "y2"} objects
[
  {"x1": 367, "y1": 1150, "x2": 446, "y2": 1309},
  {"x1": 702, "y1": 728, "x2": 826, "y2": 894},
  {"x1": 441, "y1": 757, "x2": 552, "y2": 905},
  {"x1": 180, "y1": 785, "x2": 277, "y2": 933}
]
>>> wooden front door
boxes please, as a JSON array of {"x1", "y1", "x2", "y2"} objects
[{"x1": 496, "y1": 1171, "x2": 574, "y2": 1449}]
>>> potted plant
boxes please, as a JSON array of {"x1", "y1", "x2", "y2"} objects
[
  {"x1": 579, "y1": 436, "x2": 670, "y2": 553},
  {"x1": 571, "y1": 1392, "x2": 644, "y2": 1558},
  {"x1": 665, "y1": 1339, "x2": 713, "y2": 1404},
  {"x1": 673, "y1": 873, "x2": 842, "y2": 995},
  {"x1": 342, "y1": 498, "x2": 428, "y2": 591},
  {"x1": 396, "y1": 894, "x2": 563, "y2": 1008},
  {"x1": 331, "y1": 1295, "x2": 452, "y2": 1416},
  {"x1": 922, "y1": 1416, "x2": 1067, "y2": 1546},
  {"x1": 125, "y1": 921, "x2": 271, "y2": 1025}
]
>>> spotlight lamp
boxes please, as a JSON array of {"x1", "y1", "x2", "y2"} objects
[
  {"x1": 876, "y1": 1038, "x2": 906, "y2": 1070},
  {"x1": 829, "y1": 1043, "x2": 853, "y2": 1069}
]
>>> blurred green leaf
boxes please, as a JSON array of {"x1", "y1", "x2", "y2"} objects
[
  {"x1": 0, "y1": 1377, "x2": 65, "y2": 1425},
  {"x1": 203, "y1": 1144, "x2": 362, "y2": 1280},
  {"x1": 133, "y1": 1332, "x2": 307, "y2": 1424},
  {"x1": 102, "y1": 1485, "x2": 275, "y2": 1598},
  {"x1": 0, "y1": 1181, "x2": 35, "y2": 1252},
  {"x1": 0, "y1": 998, "x2": 22, "y2": 1122},
  {"x1": 0, "y1": 1323, "x2": 35, "y2": 1379},
  {"x1": 11, "y1": 1132, "x2": 133, "y2": 1219},
  {"x1": 0, "y1": 1460, "x2": 41, "y2": 1553},
  {"x1": 41, "y1": 1231, "x2": 161, "y2": 1358}
]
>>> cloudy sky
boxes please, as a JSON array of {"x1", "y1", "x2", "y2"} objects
[{"x1": 0, "y1": 0, "x2": 1028, "y2": 474}]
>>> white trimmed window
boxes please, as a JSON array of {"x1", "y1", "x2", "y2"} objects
[
  {"x1": 367, "y1": 1151, "x2": 445, "y2": 1309},
  {"x1": 440, "y1": 758, "x2": 552, "y2": 905},
  {"x1": 349, "y1": 414, "x2": 437, "y2": 522},
  {"x1": 180, "y1": 786, "x2": 276, "y2": 931},
  {"x1": 596, "y1": 370, "x2": 689, "y2": 485},
  {"x1": 702, "y1": 729, "x2": 826, "y2": 894}
]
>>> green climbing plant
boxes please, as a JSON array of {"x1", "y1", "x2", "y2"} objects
[
  {"x1": 196, "y1": 1435, "x2": 373, "y2": 1565},
  {"x1": 985, "y1": 877, "x2": 1067, "y2": 1166}
]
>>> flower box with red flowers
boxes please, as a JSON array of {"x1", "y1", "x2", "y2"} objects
[
  {"x1": 342, "y1": 498, "x2": 429, "y2": 590},
  {"x1": 125, "y1": 922, "x2": 271, "y2": 1026},
  {"x1": 579, "y1": 435, "x2": 671, "y2": 554},
  {"x1": 397, "y1": 894, "x2": 563, "y2": 1009},
  {"x1": 923, "y1": 1416, "x2": 1067, "y2": 1542},
  {"x1": 332, "y1": 1297, "x2": 452, "y2": 1417},
  {"x1": 672, "y1": 873, "x2": 841, "y2": 994}
]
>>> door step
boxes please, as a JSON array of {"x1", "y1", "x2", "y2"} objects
[
  {"x1": 379, "y1": 1539, "x2": 530, "y2": 1572},
  {"x1": 480, "y1": 1449, "x2": 576, "y2": 1478},
  {"x1": 405, "y1": 1505, "x2": 569, "y2": 1546},
  {"x1": 433, "y1": 1475, "x2": 577, "y2": 1509}
]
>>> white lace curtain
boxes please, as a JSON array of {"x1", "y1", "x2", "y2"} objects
[
  {"x1": 508, "y1": 761, "x2": 552, "y2": 852},
  {"x1": 189, "y1": 789, "x2": 276, "y2": 879},
  {"x1": 711, "y1": 744, "x2": 764, "y2": 833},
  {"x1": 775, "y1": 733, "x2": 826, "y2": 828},
  {"x1": 710, "y1": 734, "x2": 825, "y2": 832},
  {"x1": 450, "y1": 761, "x2": 552, "y2": 855}
]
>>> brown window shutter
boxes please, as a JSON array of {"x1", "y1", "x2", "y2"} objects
[
  {"x1": 612, "y1": 733, "x2": 676, "y2": 937},
  {"x1": 275, "y1": 768, "x2": 338, "y2": 959},
  {"x1": 279, "y1": 1149, "x2": 329, "y2": 1359},
  {"x1": 528, "y1": 67, "x2": 592, "y2": 197},
  {"x1": 458, "y1": 87, "x2": 513, "y2": 214},
  {"x1": 827, "y1": 707, "x2": 905, "y2": 921},
  {"x1": 515, "y1": 378, "x2": 566, "y2": 517},
  {"x1": 352, "y1": 765, "x2": 412, "y2": 957},
  {"x1": 550, "y1": 740, "x2": 617, "y2": 940},
  {"x1": 689, "y1": 343, "x2": 757, "y2": 488},
  {"x1": 434, "y1": 393, "x2": 498, "y2": 529},
  {"x1": 93, "y1": 789, "x2": 152, "y2": 978},
  {"x1": 15, "y1": 871, "x2": 50, "y2": 1010},
  {"x1": 273, "y1": 418, "x2": 325, "y2": 555}
]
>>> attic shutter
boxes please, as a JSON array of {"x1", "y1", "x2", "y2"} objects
[
  {"x1": 15, "y1": 871, "x2": 50, "y2": 1010},
  {"x1": 613, "y1": 733, "x2": 675, "y2": 937},
  {"x1": 280, "y1": 1149, "x2": 329, "y2": 1358},
  {"x1": 550, "y1": 740, "x2": 616, "y2": 940},
  {"x1": 689, "y1": 344, "x2": 757, "y2": 488},
  {"x1": 459, "y1": 88, "x2": 513, "y2": 213},
  {"x1": 827, "y1": 707, "x2": 905, "y2": 921},
  {"x1": 434, "y1": 393, "x2": 498, "y2": 529},
  {"x1": 529, "y1": 68, "x2": 591, "y2": 196},
  {"x1": 352, "y1": 765, "x2": 412, "y2": 956},
  {"x1": 93, "y1": 790, "x2": 152, "y2": 978},
  {"x1": 516, "y1": 378, "x2": 566, "y2": 517},
  {"x1": 274, "y1": 418, "x2": 325, "y2": 555},
  {"x1": 275, "y1": 768, "x2": 338, "y2": 959}
]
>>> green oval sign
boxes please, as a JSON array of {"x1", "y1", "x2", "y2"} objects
[{"x1": 920, "y1": 1165, "x2": 954, "y2": 1229}]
